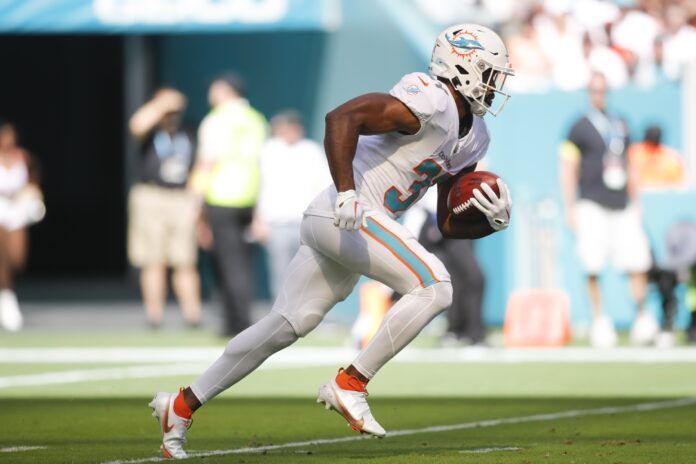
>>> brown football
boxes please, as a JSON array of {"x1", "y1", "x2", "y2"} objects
[{"x1": 447, "y1": 170, "x2": 501, "y2": 221}]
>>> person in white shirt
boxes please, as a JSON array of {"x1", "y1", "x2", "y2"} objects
[
  {"x1": 252, "y1": 110, "x2": 331, "y2": 298},
  {"x1": 660, "y1": 5, "x2": 696, "y2": 81}
]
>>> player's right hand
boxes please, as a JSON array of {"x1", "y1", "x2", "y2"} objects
[{"x1": 334, "y1": 189, "x2": 364, "y2": 231}]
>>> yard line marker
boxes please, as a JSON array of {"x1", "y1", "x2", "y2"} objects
[
  {"x1": 0, "y1": 362, "x2": 328, "y2": 389},
  {"x1": 0, "y1": 446, "x2": 47, "y2": 453},
  {"x1": 0, "y1": 364, "x2": 207, "y2": 389},
  {"x1": 459, "y1": 446, "x2": 522, "y2": 453},
  {"x1": 3, "y1": 346, "x2": 696, "y2": 364},
  {"x1": 100, "y1": 397, "x2": 696, "y2": 464}
]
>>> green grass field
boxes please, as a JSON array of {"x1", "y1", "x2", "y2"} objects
[{"x1": 2, "y1": 329, "x2": 696, "y2": 463}]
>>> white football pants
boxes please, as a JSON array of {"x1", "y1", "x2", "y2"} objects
[{"x1": 191, "y1": 212, "x2": 452, "y2": 403}]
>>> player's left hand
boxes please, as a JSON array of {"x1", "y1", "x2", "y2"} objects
[
  {"x1": 470, "y1": 179, "x2": 511, "y2": 231},
  {"x1": 334, "y1": 189, "x2": 364, "y2": 231}
]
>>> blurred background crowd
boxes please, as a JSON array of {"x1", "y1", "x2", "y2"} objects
[
  {"x1": 0, "y1": 0, "x2": 695, "y2": 350},
  {"x1": 419, "y1": 0, "x2": 696, "y2": 90}
]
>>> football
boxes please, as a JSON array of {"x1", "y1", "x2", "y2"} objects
[{"x1": 447, "y1": 170, "x2": 501, "y2": 221}]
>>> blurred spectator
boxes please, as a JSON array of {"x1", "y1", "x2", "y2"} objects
[
  {"x1": 252, "y1": 110, "x2": 330, "y2": 298},
  {"x1": 451, "y1": 0, "x2": 696, "y2": 92},
  {"x1": 584, "y1": 31, "x2": 630, "y2": 88},
  {"x1": 507, "y1": 21, "x2": 552, "y2": 93},
  {"x1": 190, "y1": 74, "x2": 267, "y2": 336},
  {"x1": 560, "y1": 72, "x2": 654, "y2": 347},
  {"x1": 663, "y1": 221, "x2": 696, "y2": 346},
  {"x1": 569, "y1": 0, "x2": 621, "y2": 36},
  {"x1": 128, "y1": 88, "x2": 201, "y2": 328},
  {"x1": 629, "y1": 125, "x2": 685, "y2": 189},
  {"x1": 0, "y1": 122, "x2": 45, "y2": 332},
  {"x1": 611, "y1": 4, "x2": 661, "y2": 86},
  {"x1": 534, "y1": 12, "x2": 591, "y2": 90},
  {"x1": 403, "y1": 190, "x2": 486, "y2": 346},
  {"x1": 660, "y1": 3, "x2": 696, "y2": 81}
]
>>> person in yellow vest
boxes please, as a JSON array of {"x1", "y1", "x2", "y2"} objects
[{"x1": 190, "y1": 73, "x2": 267, "y2": 336}]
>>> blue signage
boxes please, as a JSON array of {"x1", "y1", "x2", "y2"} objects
[{"x1": 0, "y1": 0, "x2": 341, "y2": 33}]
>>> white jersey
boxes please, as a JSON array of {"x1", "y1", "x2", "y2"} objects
[{"x1": 305, "y1": 72, "x2": 490, "y2": 219}]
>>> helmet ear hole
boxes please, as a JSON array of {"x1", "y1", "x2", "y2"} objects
[{"x1": 451, "y1": 76, "x2": 462, "y2": 88}]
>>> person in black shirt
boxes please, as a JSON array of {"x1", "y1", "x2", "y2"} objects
[
  {"x1": 560, "y1": 73, "x2": 653, "y2": 347},
  {"x1": 128, "y1": 88, "x2": 201, "y2": 328}
]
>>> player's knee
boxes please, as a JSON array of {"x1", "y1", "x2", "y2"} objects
[
  {"x1": 431, "y1": 280, "x2": 453, "y2": 311},
  {"x1": 291, "y1": 313, "x2": 322, "y2": 338},
  {"x1": 409, "y1": 280, "x2": 452, "y2": 317},
  {"x1": 416, "y1": 280, "x2": 452, "y2": 315},
  {"x1": 277, "y1": 306, "x2": 327, "y2": 338},
  {"x1": 292, "y1": 278, "x2": 357, "y2": 337}
]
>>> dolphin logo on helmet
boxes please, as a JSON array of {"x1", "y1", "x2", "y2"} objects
[{"x1": 445, "y1": 33, "x2": 484, "y2": 51}]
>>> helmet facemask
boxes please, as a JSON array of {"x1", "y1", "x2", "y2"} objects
[{"x1": 458, "y1": 61, "x2": 514, "y2": 117}]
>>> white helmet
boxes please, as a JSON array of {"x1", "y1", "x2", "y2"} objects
[{"x1": 430, "y1": 24, "x2": 514, "y2": 116}]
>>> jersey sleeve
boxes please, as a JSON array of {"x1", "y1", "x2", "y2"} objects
[{"x1": 389, "y1": 73, "x2": 448, "y2": 128}]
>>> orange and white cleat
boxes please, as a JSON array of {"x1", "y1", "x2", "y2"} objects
[
  {"x1": 149, "y1": 392, "x2": 192, "y2": 459},
  {"x1": 316, "y1": 369, "x2": 386, "y2": 437}
]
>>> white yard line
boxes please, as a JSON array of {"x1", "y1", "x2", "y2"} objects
[
  {"x1": 2, "y1": 346, "x2": 696, "y2": 389},
  {"x1": 0, "y1": 362, "x2": 332, "y2": 389},
  {"x1": 100, "y1": 397, "x2": 696, "y2": 464},
  {"x1": 0, "y1": 364, "x2": 206, "y2": 389},
  {"x1": 0, "y1": 446, "x2": 47, "y2": 453},
  {"x1": 460, "y1": 446, "x2": 522, "y2": 454},
  {"x1": 3, "y1": 346, "x2": 696, "y2": 364}
]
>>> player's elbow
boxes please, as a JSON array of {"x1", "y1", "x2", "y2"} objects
[
  {"x1": 325, "y1": 108, "x2": 360, "y2": 132},
  {"x1": 324, "y1": 108, "x2": 343, "y2": 126}
]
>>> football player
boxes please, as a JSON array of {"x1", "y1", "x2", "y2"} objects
[{"x1": 150, "y1": 23, "x2": 514, "y2": 458}]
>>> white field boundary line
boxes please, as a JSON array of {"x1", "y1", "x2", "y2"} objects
[
  {"x1": 0, "y1": 364, "x2": 207, "y2": 389},
  {"x1": 0, "y1": 362, "x2": 335, "y2": 389},
  {"x1": 3, "y1": 346, "x2": 696, "y2": 364},
  {"x1": 0, "y1": 446, "x2": 47, "y2": 453},
  {"x1": 101, "y1": 397, "x2": 696, "y2": 464}
]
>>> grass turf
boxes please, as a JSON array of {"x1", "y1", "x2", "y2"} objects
[
  {"x1": 2, "y1": 327, "x2": 696, "y2": 463},
  {"x1": 2, "y1": 362, "x2": 696, "y2": 398},
  {"x1": 1, "y1": 397, "x2": 695, "y2": 463}
]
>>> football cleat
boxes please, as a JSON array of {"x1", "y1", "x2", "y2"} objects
[
  {"x1": 316, "y1": 369, "x2": 386, "y2": 438},
  {"x1": 149, "y1": 392, "x2": 192, "y2": 459}
]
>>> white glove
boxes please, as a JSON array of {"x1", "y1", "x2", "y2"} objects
[
  {"x1": 470, "y1": 179, "x2": 512, "y2": 231},
  {"x1": 333, "y1": 189, "x2": 364, "y2": 231}
]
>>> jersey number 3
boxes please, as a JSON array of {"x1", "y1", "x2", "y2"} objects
[{"x1": 384, "y1": 159, "x2": 443, "y2": 213}]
